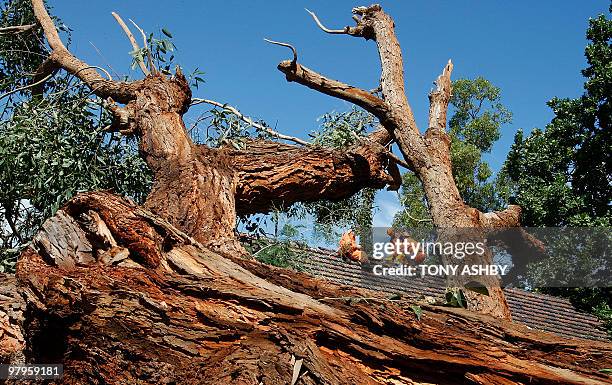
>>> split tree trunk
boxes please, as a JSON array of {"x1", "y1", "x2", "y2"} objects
[
  {"x1": 7, "y1": 3, "x2": 608, "y2": 384},
  {"x1": 3, "y1": 192, "x2": 611, "y2": 385}
]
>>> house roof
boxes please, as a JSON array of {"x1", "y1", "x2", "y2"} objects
[{"x1": 298, "y1": 246, "x2": 610, "y2": 341}]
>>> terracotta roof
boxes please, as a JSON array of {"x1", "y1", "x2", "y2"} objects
[{"x1": 298, "y1": 247, "x2": 610, "y2": 341}]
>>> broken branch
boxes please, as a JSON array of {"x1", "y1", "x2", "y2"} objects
[{"x1": 427, "y1": 60, "x2": 454, "y2": 132}]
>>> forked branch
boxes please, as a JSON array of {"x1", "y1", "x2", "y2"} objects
[
  {"x1": 111, "y1": 12, "x2": 149, "y2": 76},
  {"x1": 31, "y1": 0, "x2": 142, "y2": 103}
]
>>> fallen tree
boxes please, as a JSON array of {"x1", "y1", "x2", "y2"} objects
[
  {"x1": 1, "y1": 1, "x2": 611, "y2": 384},
  {"x1": 1, "y1": 191, "x2": 610, "y2": 384}
]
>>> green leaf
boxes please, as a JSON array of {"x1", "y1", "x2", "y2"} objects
[
  {"x1": 599, "y1": 369, "x2": 612, "y2": 374},
  {"x1": 409, "y1": 305, "x2": 422, "y2": 321},
  {"x1": 161, "y1": 28, "x2": 173, "y2": 38}
]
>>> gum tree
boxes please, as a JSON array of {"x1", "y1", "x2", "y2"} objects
[{"x1": 0, "y1": 2, "x2": 610, "y2": 384}]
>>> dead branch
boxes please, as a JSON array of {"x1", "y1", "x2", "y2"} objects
[
  {"x1": 191, "y1": 98, "x2": 309, "y2": 146},
  {"x1": 111, "y1": 12, "x2": 149, "y2": 75},
  {"x1": 264, "y1": 38, "x2": 298, "y2": 65},
  {"x1": 305, "y1": 9, "x2": 351, "y2": 34},
  {"x1": 427, "y1": 60, "x2": 454, "y2": 132},
  {"x1": 0, "y1": 24, "x2": 35, "y2": 34},
  {"x1": 276, "y1": 61, "x2": 389, "y2": 122},
  {"x1": 32, "y1": 0, "x2": 143, "y2": 103}
]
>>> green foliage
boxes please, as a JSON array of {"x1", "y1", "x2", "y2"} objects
[
  {"x1": 394, "y1": 77, "x2": 512, "y2": 228},
  {"x1": 243, "y1": 223, "x2": 306, "y2": 271},
  {"x1": 0, "y1": 0, "x2": 151, "y2": 271},
  {"x1": 0, "y1": 80, "x2": 152, "y2": 267},
  {"x1": 310, "y1": 107, "x2": 374, "y2": 147},
  {"x1": 445, "y1": 288, "x2": 467, "y2": 308},
  {"x1": 306, "y1": 108, "x2": 377, "y2": 246},
  {"x1": 505, "y1": 5, "x2": 610, "y2": 227},
  {"x1": 129, "y1": 28, "x2": 177, "y2": 75},
  {"x1": 449, "y1": 77, "x2": 511, "y2": 152},
  {"x1": 505, "y1": 4, "x2": 611, "y2": 336},
  {"x1": 0, "y1": 0, "x2": 52, "y2": 95},
  {"x1": 409, "y1": 304, "x2": 422, "y2": 321}
]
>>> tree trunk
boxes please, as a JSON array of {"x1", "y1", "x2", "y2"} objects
[
  {"x1": 276, "y1": 5, "x2": 526, "y2": 319},
  {"x1": 3, "y1": 192, "x2": 611, "y2": 385},
  {"x1": 20, "y1": 4, "x2": 609, "y2": 383}
]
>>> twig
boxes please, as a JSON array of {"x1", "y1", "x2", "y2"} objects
[
  {"x1": 397, "y1": 194, "x2": 432, "y2": 223},
  {"x1": 89, "y1": 41, "x2": 120, "y2": 79},
  {"x1": 111, "y1": 12, "x2": 149, "y2": 75},
  {"x1": 129, "y1": 19, "x2": 157, "y2": 74},
  {"x1": 264, "y1": 38, "x2": 298, "y2": 65},
  {"x1": 305, "y1": 9, "x2": 350, "y2": 34},
  {"x1": 0, "y1": 73, "x2": 53, "y2": 101},
  {"x1": 191, "y1": 98, "x2": 309, "y2": 146},
  {"x1": 0, "y1": 24, "x2": 35, "y2": 34}
]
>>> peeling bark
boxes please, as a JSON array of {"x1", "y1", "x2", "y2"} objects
[
  {"x1": 18, "y1": 4, "x2": 605, "y2": 382},
  {"x1": 7, "y1": 192, "x2": 611, "y2": 384}
]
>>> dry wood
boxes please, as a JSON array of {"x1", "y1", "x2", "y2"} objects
[{"x1": 5, "y1": 192, "x2": 610, "y2": 384}]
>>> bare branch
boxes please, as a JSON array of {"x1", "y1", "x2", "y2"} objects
[
  {"x1": 0, "y1": 24, "x2": 35, "y2": 34},
  {"x1": 129, "y1": 18, "x2": 157, "y2": 74},
  {"x1": 264, "y1": 38, "x2": 297, "y2": 65},
  {"x1": 111, "y1": 12, "x2": 149, "y2": 75},
  {"x1": 276, "y1": 61, "x2": 389, "y2": 122},
  {"x1": 427, "y1": 60, "x2": 453, "y2": 132},
  {"x1": 305, "y1": 9, "x2": 350, "y2": 34},
  {"x1": 31, "y1": 0, "x2": 141, "y2": 103},
  {"x1": 0, "y1": 72, "x2": 52, "y2": 101},
  {"x1": 191, "y1": 98, "x2": 309, "y2": 146}
]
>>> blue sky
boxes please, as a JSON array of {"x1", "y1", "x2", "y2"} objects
[{"x1": 52, "y1": 0, "x2": 609, "y2": 228}]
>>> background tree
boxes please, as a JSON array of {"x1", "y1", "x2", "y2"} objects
[
  {"x1": 0, "y1": 0, "x2": 151, "y2": 273},
  {"x1": 505, "y1": 3, "x2": 611, "y2": 334},
  {"x1": 394, "y1": 77, "x2": 512, "y2": 228}
]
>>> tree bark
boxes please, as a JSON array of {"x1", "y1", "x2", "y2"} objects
[
  {"x1": 4, "y1": 192, "x2": 611, "y2": 385},
  {"x1": 278, "y1": 5, "x2": 528, "y2": 319},
  {"x1": 18, "y1": 5, "x2": 601, "y2": 382}
]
